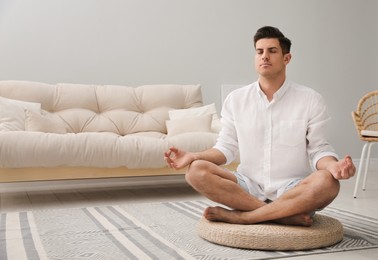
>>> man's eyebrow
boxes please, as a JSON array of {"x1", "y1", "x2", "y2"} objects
[{"x1": 256, "y1": 47, "x2": 279, "y2": 51}]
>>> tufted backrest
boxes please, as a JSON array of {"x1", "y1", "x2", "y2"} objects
[{"x1": 0, "y1": 81, "x2": 203, "y2": 135}]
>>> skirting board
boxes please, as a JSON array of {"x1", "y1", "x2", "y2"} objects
[
  {"x1": 0, "y1": 174, "x2": 188, "y2": 192},
  {"x1": 353, "y1": 157, "x2": 378, "y2": 171}
]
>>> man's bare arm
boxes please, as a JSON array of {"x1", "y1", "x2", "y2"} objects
[
  {"x1": 192, "y1": 148, "x2": 227, "y2": 165},
  {"x1": 164, "y1": 147, "x2": 226, "y2": 170}
]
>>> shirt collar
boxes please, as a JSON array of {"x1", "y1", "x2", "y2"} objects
[
  {"x1": 257, "y1": 79, "x2": 290, "y2": 103},
  {"x1": 273, "y1": 80, "x2": 289, "y2": 101}
]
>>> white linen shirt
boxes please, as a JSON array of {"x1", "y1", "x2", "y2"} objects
[{"x1": 214, "y1": 80, "x2": 338, "y2": 201}]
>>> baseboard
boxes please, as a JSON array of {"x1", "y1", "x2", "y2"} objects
[
  {"x1": 0, "y1": 175, "x2": 188, "y2": 192},
  {"x1": 353, "y1": 157, "x2": 378, "y2": 170}
]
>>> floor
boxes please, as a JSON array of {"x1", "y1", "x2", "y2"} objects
[{"x1": 1, "y1": 172, "x2": 378, "y2": 260}]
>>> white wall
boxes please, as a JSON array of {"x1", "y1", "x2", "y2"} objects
[{"x1": 0, "y1": 0, "x2": 377, "y2": 158}]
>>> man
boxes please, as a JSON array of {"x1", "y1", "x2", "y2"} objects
[{"x1": 164, "y1": 26, "x2": 355, "y2": 226}]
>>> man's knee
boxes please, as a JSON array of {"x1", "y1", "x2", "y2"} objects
[
  {"x1": 185, "y1": 160, "x2": 211, "y2": 187},
  {"x1": 320, "y1": 170, "x2": 340, "y2": 195},
  {"x1": 308, "y1": 170, "x2": 340, "y2": 202}
]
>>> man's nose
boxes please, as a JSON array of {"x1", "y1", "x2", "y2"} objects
[{"x1": 262, "y1": 53, "x2": 269, "y2": 61}]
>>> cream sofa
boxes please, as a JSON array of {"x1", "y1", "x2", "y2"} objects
[{"x1": 0, "y1": 80, "x2": 228, "y2": 182}]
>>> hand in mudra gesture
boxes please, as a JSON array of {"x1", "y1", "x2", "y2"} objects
[
  {"x1": 164, "y1": 147, "x2": 195, "y2": 170},
  {"x1": 327, "y1": 155, "x2": 356, "y2": 180}
]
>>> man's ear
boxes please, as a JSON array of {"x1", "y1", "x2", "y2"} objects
[{"x1": 284, "y1": 53, "x2": 292, "y2": 64}]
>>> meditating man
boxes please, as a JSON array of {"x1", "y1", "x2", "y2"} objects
[{"x1": 164, "y1": 26, "x2": 356, "y2": 226}]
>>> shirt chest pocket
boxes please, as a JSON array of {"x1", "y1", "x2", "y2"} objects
[{"x1": 279, "y1": 120, "x2": 306, "y2": 147}]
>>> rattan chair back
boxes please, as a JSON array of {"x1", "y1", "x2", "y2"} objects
[{"x1": 352, "y1": 91, "x2": 378, "y2": 141}]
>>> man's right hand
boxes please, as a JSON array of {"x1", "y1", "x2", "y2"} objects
[{"x1": 164, "y1": 147, "x2": 195, "y2": 170}]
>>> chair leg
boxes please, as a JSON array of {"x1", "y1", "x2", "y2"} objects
[
  {"x1": 353, "y1": 142, "x2": 369, "y2": 198},
  {"x1": 362, "y1": 142, "x2": 375, "y2": 191}
]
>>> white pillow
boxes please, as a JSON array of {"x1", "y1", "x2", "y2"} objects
[
  {"x1": 168, "y1": 103, "x2": 222, "y2": 132},
  {"x1": 25, "y1": 109, "x2": 68, "y2": 134},
  {"x1": 0, "y1": 96, "x2": 41, "y2": 131},
  {"x1": 166, "y1": 114, "x2": 212, "y2": 137}
]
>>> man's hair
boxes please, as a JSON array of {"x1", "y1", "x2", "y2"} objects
[{"x1": 253, "y1": 26, "x2": 291, "y2": 54}]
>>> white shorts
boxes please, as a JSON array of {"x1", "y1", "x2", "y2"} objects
[
  {"x1": 232, "y1": 171, "x2": 302, "y2": 202},
  {"x1": 232, "y1": 171, "x2": 318, "y2": 215}
]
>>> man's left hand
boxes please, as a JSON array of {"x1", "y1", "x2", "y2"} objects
[{"x1": 327, "y1": 155, "x2": 356, "y2": 180}]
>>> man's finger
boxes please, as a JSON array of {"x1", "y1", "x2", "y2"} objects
[{"x1": 170, "y1": 147, "x2": 178, "y2": 153}]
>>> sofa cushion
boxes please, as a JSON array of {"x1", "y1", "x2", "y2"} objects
[
  {"x1": 0, "y1": 96, "x2": 41, "y2": 131},
  {"x1": 0, "y1": 131, "x2": 218, "y2": 168},
  {"x1": 166, "y1": 114, "x2": 212, "y2": 137},
  {"x1": 168, "y1": 103, "x2": 222, "y2": 132},
  {"x1": 167, "y1": 132, "x2": 218, "y2": 153}
]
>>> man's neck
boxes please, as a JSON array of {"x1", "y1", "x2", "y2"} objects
[{"x1": 258, "y1": 75, "x2": 286, "y2": 102}]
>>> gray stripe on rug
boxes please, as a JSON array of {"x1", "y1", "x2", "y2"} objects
[
  {"x1": 0, "y1": 213, "x2": 7, "y2": 260},
  {"x1": 107, "y1": 206, "x2": 187, "y2": 260},
  {"x1": 185, "y1": 201, "x2": 210, "y2": 212},
  {"x1": 81, "y1": 207, "x2": 139, "y2": 260},
  {"x1": 162, "y1": 202, "x2": 201, "y2": 220},
  {"x1": 19, "y1": 212, "x2": 40, "y2": 260},
  {"x1": 94, "y1": 207, "x2": 159, "y2": 259},
  {"x1": 179, "y1": 201, "x2": 207, "y2": 215}
]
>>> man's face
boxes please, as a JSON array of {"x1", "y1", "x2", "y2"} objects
[{"x1": 254, "y1": 38, "x2": 291, "y2": 78}]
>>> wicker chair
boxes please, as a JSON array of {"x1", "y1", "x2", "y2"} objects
[{"x1": 351, "y1": 91, "x2": 378, "y2": 198}]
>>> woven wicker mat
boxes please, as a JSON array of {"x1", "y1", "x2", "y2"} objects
[{"x1": 198, "y1": 214, "x2": 344, "y2": 250}]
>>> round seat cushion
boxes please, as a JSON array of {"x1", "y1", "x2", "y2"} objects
[{"x1": 198, "y1": 214, "x2": 343, "y2": 251}]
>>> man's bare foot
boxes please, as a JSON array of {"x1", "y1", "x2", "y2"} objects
[
  {"x1": 274, "y1": 214, "x2": 313, "y2": 227},
  {"x1": 204, "y1": 206, "x2": 313, "y2": 227},
  {"x1": 204, "y1": 206, "x2": 247, "y2": 224}
]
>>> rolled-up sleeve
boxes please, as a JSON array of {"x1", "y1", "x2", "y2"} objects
[
  {"x1": 306, "y1": 94, "x2": 339, "y2": 169},
  {"x1": 213, "y1": 95, "x2": 240, "y2": 165}
]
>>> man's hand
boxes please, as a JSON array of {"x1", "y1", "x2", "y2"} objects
[
  {"x1": 326, "y1": 155, "x2": 356, "y2": 180},
  {"x1": 164, "y1": 147, "x2": 195, "y2": 170}
]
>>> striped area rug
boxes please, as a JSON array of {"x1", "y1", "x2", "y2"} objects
[{"x1": 1, "y1": 200, "x2": 378, "y2": 259}]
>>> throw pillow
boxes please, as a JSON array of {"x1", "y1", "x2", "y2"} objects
[
  {"x1": 166, "y1": 114, "x2": 212, "y2": 137},
  {"x1": 361, "y1": 130, "x2": 378, "y2": 137},
  {"x1": 168, "y1": 103, "x2": 222, "y2": 132},
  {"x1": 25, "y1": 109, "x2": 68, "y2": 134},
  {"x1": 0, "y1": 96, "x2": 41, "y2": 131}
]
